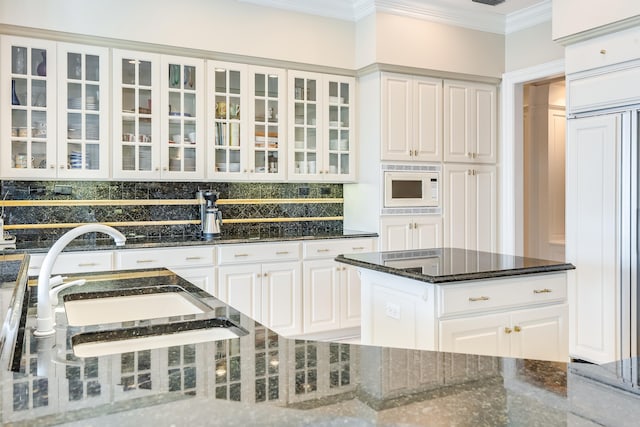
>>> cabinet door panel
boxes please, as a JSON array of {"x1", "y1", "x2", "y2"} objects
[
  {"x1": 340, "y1": 266, "x2": 361, "y2": 329},
  {"x1": 474, "y1": 166, "x2": 497, "y2": 253},
  {"x1": 381, "y1": 74, "x2": 411, "y2": 161},
  {"x1": 510, "y1": 304, "x2": 569, "y2": 362},
  {"x1": 443, "y1": 82, "x2": 469, "y2": 163},
  {"x1": 262, "y1": 261, "x2": 301, "y2": 336},
  {"x1": 303, "y1": 260, "x2": 340, "y2": 333},
  {"x1": 443, "y1": 165, "x2": 472, "y2": 250},
  {"x1": 414, "y1": 77, "x2": 442, "y2": 161},
  {"x1": 380, "y1": 216, "x2": 412, "y2": 251},
  {"x1": 217, "y1": 264, "x2": 261, "y2": 322},
  {"x1": 439, "y1": 312, "x2": 510, "y2": 358},
  {"x1": 414, "y1": 216, "x2": 442, "y2": 250},
  {"x1": 473, "y1": 86, "x2": 496, "y2": 163}
]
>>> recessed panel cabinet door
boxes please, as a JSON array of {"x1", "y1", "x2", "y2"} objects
[
  {"x1": 510, "y1": 304, "x2": 569, "y2": 362},
  {"x1": 381, "y1": 73, "x2": 412, "y2": 161},
  {"x1": 218, "y1": 264, "x2": 261, "y2": 322},
  {"x1": 262, "y1": 261, "x2": 302, "y2": 336},
  {"x1": 439, "y1": 312, "x2": 511, "y2": 358},
  {"x1": 303, "y1": 259, "x2": 340, "y2": 334}
]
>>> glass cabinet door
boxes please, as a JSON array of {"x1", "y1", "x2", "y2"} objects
[
  {"x1": 1, "y1": 36, "x2": 57, "y2": 177},
  {"x1": 208, "y1": 61, "x2": 246, "y2": 176},
  {"x1": 325, "y1": 77, "x2": 355, "y2": 180},
  {"x1": 112, "y1": 49, "x2": 161, "y2": 179},
  {"x1": 57, "y1": 43, "x2": 109, "y2": 178},
  {"x1": 161, "y1": 56, "x2": 204, "y2": 179},
  {"x1": 289, "y1": 72, "x2": 320, "y2": 178},
  {"x1": 249, "y1": 67, "x2": 285, "y2": 179}
]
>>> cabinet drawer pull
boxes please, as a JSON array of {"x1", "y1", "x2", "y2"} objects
[
  {"x1": 234, "y1": 253, "x2": 249, "y2": 257},
  {"x1": 78, "y1": 262, "x2": 99, "y2": 267},
  {"x1": 352, "y1": 246, "x2": 365, "y2": 250},
  {"x1": 533, "y1": 288, "x2": 552, "y2": 294},
  {"x1": 276, "y1": 251, "x2": 289, "y2": 255},
  {"x1": 504, "y1": 327, "x2": 512, "y2": 334},
  {"x1": 468, "y1": 296, "x2": 489, "y2": 302},
  {"x1": 316, "y1": 249, "x2": 330, "y2": 253},
  {"x1": 514, "y1": 326, "x2": 522, "y2": 333},
  {"x1": 136, "y1": 259, "x2": 156, "y2": 264},
  {"x1": 185, "y1": 256, "x2": 203, "y2": 261}
]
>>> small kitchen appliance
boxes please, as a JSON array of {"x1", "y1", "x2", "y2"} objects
[{"x1": 197, "y1": 190, "x2": 222, "y2": 240}]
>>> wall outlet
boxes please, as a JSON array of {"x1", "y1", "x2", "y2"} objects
[{"x1": 385, "y1": 302, "x2": 400, "y2": 320}]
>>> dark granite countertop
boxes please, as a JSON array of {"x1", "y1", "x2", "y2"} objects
[
  {"x1": 335, "y1": 247, "x2": 575, "y2": 284},
  {"x1": 2, "y1": 258, "x2": 639, "y2": 426},
  {"x1": 0, "y1": 229, "x2": 377, "y2": 255}
]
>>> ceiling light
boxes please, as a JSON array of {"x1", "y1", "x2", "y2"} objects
[{"x1": 472, "y1": 0, "x2": 505, "y2": 5}]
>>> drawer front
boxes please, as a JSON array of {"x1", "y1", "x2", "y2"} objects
[
  {"x1": 565, "y1": 26, "x2": 640, "y2": 75},
  {"x1": 438, "y1": 273, "x2": 567, "y2": 317},
  {"x1": 29, "y1": 251, "x2": 114, "y2": 276},
  {"x1": 116, "y1": 247, "x2": 215, "y2": 270},
  {"x1": 218, "y1": 242, "x2": 301, "y2": 264},
  {"x1": 303, "y1": 238, "x2": 375, "y2": 260}
]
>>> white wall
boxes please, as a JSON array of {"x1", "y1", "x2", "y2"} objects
[
  {"x1": 552, "y1": 0, "x2": 640, "y2": 40},
  {"x1": 371, "y1": 13, "x2": 505, "y2": 78},
  {"x1": 505, "y1": 21, "x2": 564, "y2": 73},
  {"x1": 0, "y1": 0, "x2": 357, "y2": 69}
]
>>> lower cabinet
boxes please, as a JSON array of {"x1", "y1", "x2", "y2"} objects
[
  {"x1": 218, "y1": 261, "x2": 302, "y2": 336},
  {"x1": 302, "y1": 259, "x2": 361, "y2": 334},
  {"x1": 379, "y1": 215, "x2": 442, "y2": 251},
  {"x1": 439, "y1": 304, "x2": 568, "y2": 362},
  {"x1": 169, "y1": 265, "x2": 216, "y2": 296}
]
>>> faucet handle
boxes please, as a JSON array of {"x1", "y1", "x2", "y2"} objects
[
  {"x1": 49, "y1": 279, "x2": 87, "y2": 305},
  {"x1": 49, "y1": 275, "x2": 65, "y2": 288}
]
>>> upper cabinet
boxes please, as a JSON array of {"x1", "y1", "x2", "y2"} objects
[
  {"x1": 288, "y1": 71, "x2": 356, "y2": 182},
  {"x1": 113, "y1": 49, "x2": 204, "y2": 180},
  {"x1": 57, "y1": 43, "x2": 110, "y2": 179},
  {"x1": 1, "y1": 36, "x2": 111, "y2": 179},
  {"x1": 443, "y1": 80, "x2": 496, "y2": 164},
  {"x1": 207, "y1": 62, "x2": 287, "y2": 181},
  {"x1": 381, "y1": 73, "x2": 442, "y2": 162}
]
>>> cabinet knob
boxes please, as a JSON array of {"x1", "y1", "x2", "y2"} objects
[
  {"x1": 505, "y1": 327, "x2": 513, "y2": 334},
  {"x1": 600, "y1": 49, "x2": 607, "y2": 55},
  {"x1": 263, "y1": 273, "x2": 268, "y2": 277},
  {"x1": 155, "y1": 167, "x2": 160, "y2": 171},
  {"x1": 60, "y1": 165, "x2": 65, "y2": 169},
  {"x1": 163, "y1": 167, "x2": 167, "y2": 171},
  {"x1": 50, "y1": 164, "x2": 55, "y2": 169},
  {"x1": 514, "y1": 326, "x2": 522, "y2": 333}
]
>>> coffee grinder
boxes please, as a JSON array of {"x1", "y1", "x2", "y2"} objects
[{"x1": 196, "y1": 190, "x2": 222, "y2": 240}]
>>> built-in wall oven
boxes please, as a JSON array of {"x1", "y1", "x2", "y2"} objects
[{"x1": 382, "y1": 164, "x2": 441, "y2": 213}]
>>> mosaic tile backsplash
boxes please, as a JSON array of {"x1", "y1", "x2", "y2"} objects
[{"x1": 0, "y1": 181, "x2": 343, "y2": 242}]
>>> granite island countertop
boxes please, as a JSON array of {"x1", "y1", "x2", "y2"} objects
[
  {"x1": 335, "y1": 247, "x2": 575, "y2": 284},
  {"x1": 1, "y1": 257, "x2": 639, "y2": 426}
]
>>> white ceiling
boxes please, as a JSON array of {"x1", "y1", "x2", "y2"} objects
[{"x1": 237, "y1": 0, "x2": 551, "y2": 34}]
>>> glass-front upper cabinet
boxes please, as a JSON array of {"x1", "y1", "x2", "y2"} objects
[
  {"x1": 161, "y1": 55, "x2": 204, "y2": 179},
  {"x1": 208, "y1": 61, "x2": 247, "y2": 178},
  {"x1": 248, "y1": 66, "x2": 286, "y2": 180},
  {"x1": 0, "y1": 36, "x2": 57, "y2": 178},
  {"x1": 288, "y1": 71, "x2": 356, "y2": 182},
  {"x1": 57, "y1": 43, "x2": 109, "y2": 178},
  {"x1": 112, "y1": 49, "x2": 161, "y2": 180}
]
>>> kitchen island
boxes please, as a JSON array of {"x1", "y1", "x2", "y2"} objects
[
  {"x1": 335, "y1": 248, "x2": 575, "y2": 362},
  {"x1": 1, "y1": 254, "x2": 640, "y2": 426}
]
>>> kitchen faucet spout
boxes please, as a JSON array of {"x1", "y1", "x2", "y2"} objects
[{"x1": 34, "y1": 224, "x2": 126, "y2": 336}]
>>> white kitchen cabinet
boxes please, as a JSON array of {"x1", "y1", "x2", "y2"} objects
[
  {"x1": 169, "y1": 265, "x2": 216, "y2": 296},
  {"x1": 112, "y1": 49, "x2": 204, "y2": 180},
  {"x1": 566, "y1": 113, "x2": 620, "y2": 363},
  {"x1": 28, "y1": 250, "x2": 114, "y2": 276},
  {"x1": 288, "y1": 71, "x2": 356, "y2": 182},
  {"x1": 443, "y1": 164, "x2": 496, "y2": 252},
  {"x1": 381, "y1": 73, "x2": 442, "y2": 162},
  {"x1": 217, "y1": 242, "x2": 302, "y2": 335},
  {"x1": 379, "y1": 215, "x2": 442, "y2": 251},
  {"x1": 301, "y1": 238, "x2": 375, "y2": 336},
  {"x1": 443, "y1": 80, "x2": 496, "y2": 164},
  {"x1": 439, "y1": 304, "x2": 568, "y2": 362},
  {"x1": 208, "y1": 62, "x2": 287, "y2": 181},
  {"x1": 114, "y1": 246, "x2": 215, "y2": 270},
  {"x1": 56, "y1": 43, "x2": 110, "y2": 179}
]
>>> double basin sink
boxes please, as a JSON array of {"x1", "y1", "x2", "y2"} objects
[{"x1": 60, "y1": 279, "x2": 248, "y2": 358}]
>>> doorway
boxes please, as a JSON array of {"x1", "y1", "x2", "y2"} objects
[{"x1": 522, "y1": 78, "x2": 566, "y2": 261}]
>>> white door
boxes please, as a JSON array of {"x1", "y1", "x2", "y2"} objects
[
  {"x1": 381, "y1": 73, "x2": 412, "y2": 161},
  {"x1": 303, "y1": 259, "x2": 340, "y2": 334},
  {"x1": 340, "y1": 265, "x2": 361, "y2": 329},
  {"x1": 473, "y1": 165, "x2": 497, "y2": 253},
  {"x1": 414, "y1": 77, "x2": 442, "y2": 162},
  {"x1": 217, "y1": 264, "x2": 261, "y2": 321},
  {"x1": 566, "y1": 113, "x2": 620, "y2": 363},
  {"x1": 439, "y1": 312, "x2": 511, "y2": 358},
  {"x1": 262, "y1": 261, "x2": 302, "y2": 336},
  {"x1": 170, "y1": 266, "x2": 216, "y2": 296},
  {"x1": 414, "y1": 216, "x2": 443, "y2": 250},
  {"x1": 380, "y1": 215, "x2": 413, "y2": 251},
  {"x1": 510, "y1": 304, "x2": 569, "y2": 362},
  {"x1": 443, "y1": 164, "x2": 473, "y2": 250}
]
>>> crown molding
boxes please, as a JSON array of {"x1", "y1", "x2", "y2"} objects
[
  {"x1": 505, "y1": 0, "x2": 551, "y2": 34},
  {"x1": 237, "y1": 0, "x2": 551, "y2": 35}
]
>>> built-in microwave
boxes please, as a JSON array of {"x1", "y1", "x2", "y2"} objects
[{"x1": 383, "y1": 170, "x2": 440, "y2": 208}]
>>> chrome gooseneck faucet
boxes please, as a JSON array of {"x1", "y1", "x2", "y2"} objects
[{"x1": 34, "y1": 224, "x2": 126, "y2": 336}]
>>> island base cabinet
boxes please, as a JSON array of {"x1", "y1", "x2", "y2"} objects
[
  {"x1": 439, "y1": 304, "x2": 569, "y2": 362},
  {"x1": 360, "y1": 270, "x2": 436, "y2": 351}
]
